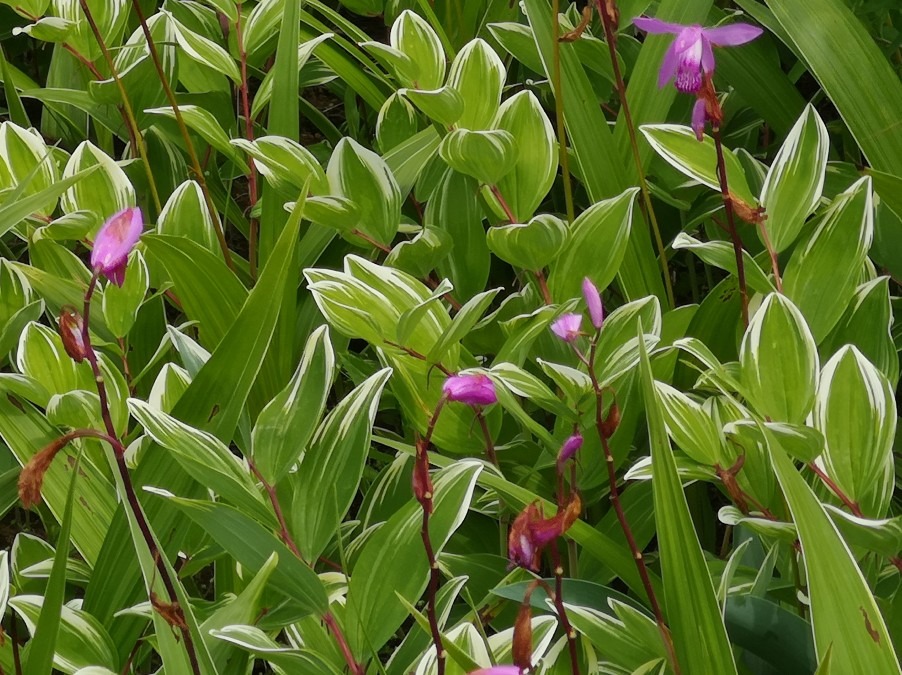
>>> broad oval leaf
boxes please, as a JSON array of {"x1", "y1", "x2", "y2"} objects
[
  {"x1": 740, "y1": 293, "x2": 818, "y2": 424},
  {"x1": 390, "y1": 9, "x2": 445, "y2": 90},
  {"x1": 486, "y1": 213, "x2": 568, "y2": 271},
  {"x1": 446, "y1": 38, "x2": 506, "y2": 130},
  {"x1": 548, "y1": 187, "x2": 638, "y2": 301},
  {"x1": 438, "y1": 128, "x2": 518, "y2": 186},
  {"x1": 759, "y1": 103, "x2": 829, "y2": 252},
  {"x1": 60, "y1": 141, "x2": 134, "y2": 217},
  {"x1": 813, "y1": 346, "x2": 896, "y2": 517}
]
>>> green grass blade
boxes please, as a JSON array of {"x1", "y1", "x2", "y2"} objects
[
  {"x1": 22, "y1": 453, "x2": 81, "y2": 675},
  {"x1": 764, "y1": 428, "x2": 901, "y2": 673},
  {"x1": 638, "y1": 330, "x2": 738, "y2": 674},
  {"x1": 762, "y1": 0, "x2": 902, "y2": 175}
]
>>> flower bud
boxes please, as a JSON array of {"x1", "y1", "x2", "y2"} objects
[
  {"x1": 442, "y1": 373, "x2": 497, "y2": 406},
  {"x1": 19, "y1": 436, "x2": 69, "y2": 508},
  {"x1": 550, "y1": 313, "x2": 582, "y2": 343},
  {"x1": 58, "y1": 306, "x2": 88, "y2": 363},
  {"x1": 556, "y1": 433, "x2": 583, "y2": 468},
  {"x1": 91, "y1": 207, "x2": 143, "y2": 286},
  {"x1": 582, "y1": 277, "x2": 604, "y2": 330},
  {"x1": 602, "y1": 401, "x2": 621, "y2": 439}
]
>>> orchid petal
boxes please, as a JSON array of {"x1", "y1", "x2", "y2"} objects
[
  {"x1": 703, "y1": 23, "x2": 763, "y2": 47},
  {"x1": 658, "y1": 40, "x2": 681, "y2": 88},
  {"x1": 633, "y1": 17, "x2": 686, "y2": 34},
  {"x1": 701, "y1": 35, "x2": 716, "y2": 74}
]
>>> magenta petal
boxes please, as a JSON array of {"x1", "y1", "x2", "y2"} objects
[
  {"x1": 633, "y1": 17, "x2": 686, "y2": 34},
  {"x1": 557, "y1": 433, "x2": 584, "y2": 465},
  {"x1": 550, "y1": 313, "x2": 582, "y2": 342},
  {"x1": 703, "y1": 23, "x2": 763, "y2": 46},
  {"x1": 107, "y1": 260, "x2": 127, "y2": 287},
  {"x1": 91, "y1": 207, "x2": 143, "y2": 281},
  {"x1": 691, "y1": 98, "x2": 707, "y2": 141},
  {"x1": 443, "y1": 374, "x2": 497, "y2": 406},
  {"x1": 700, "y1": 35, "x2": 716, "y2": 74},
  {"x1": 582, "y1": 277, "x2": 604, "y2": 329},
  {"x1": 657, "y1": 40, "x2": 681, "y2": 88}
]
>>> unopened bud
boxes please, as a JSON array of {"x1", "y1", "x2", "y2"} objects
[
  {"x1": 512, "y1": 584, "x2": 536, "y2": 671},
  {"x1": 59, "y1": 306, "x2": 88, "y2": 363},
  {"x1": 601, "y1": 401, "x2": 620, "y2": 439}
]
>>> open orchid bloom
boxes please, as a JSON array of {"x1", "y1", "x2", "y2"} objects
[
  {"x1": 91, "y1": 207, "x2": 143, "y2": 286},
  {"x1": 551, "y1": 313, "x2": 583, "y2": 342},
  {"x1": 442, "y1": 373, "x2": 497, "y2": 406},
  {"x1": 633, "y1": 18, "x2": 763, "y2": 93}
]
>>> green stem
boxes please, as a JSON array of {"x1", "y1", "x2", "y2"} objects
[
  {"x1": 76, "y1": 0, "x2": 162, "y2": 215},
  {"x1": 550, "y1": 0, "x2": 575, "y2": 224},
  {"x1": 597, "y1": 2, "x2": 675, "y2": 308},
  {"x1": 126, "y1": 0, "x2": 234, "y2": 269}
]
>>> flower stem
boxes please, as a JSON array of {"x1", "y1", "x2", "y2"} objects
[
  {"x1": 535, "y1": 269, "x2": 553, "y2": 305},
  {"x1": 585, "y1": 338, "x2": 680, "y2": 674},
  {"x1": 757, "y1": 220, "x2": 783, "y2": 292},
  {"x1": 76, "y1": 0, "x2": 162, "y2": 215},
  {"x1": 82, "y1": 274, "x2": 202, "y2": 675},
  {"x1": 550, "y1": 0, "x2": 575, "y2": 224},
  {"x1": 550, "y1": 539, "x2": 580, "y2": 675},
  {"x1": 248, "y1": 459, "x2": 304, "y2": 560},
  {"x1": 126, "y1": 0, "x2": 234, "y2": 269},
  {"x1": 490, "y1": 184, "x2": 517, "y2": 223},
  {"x1": 323, "y1": 613, "x2": 365, "y2": 675},
  {"x1": 597, "y1": 2, "x2": 674, "y2": 308},
  {"x1": 235, "y1": 1, "x2": 259, "y2": 278},
  {"x1": 711, "y1": 127, "x2": 749, "y2": 326}
]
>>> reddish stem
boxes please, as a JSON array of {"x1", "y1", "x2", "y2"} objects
[
  {"x1": 248, "y1": 459, "x2": 305, "y2": 560},
  {"x1": 235, "y1": 2, "x2": 260, "y2": 278},
  {"x1": 489, "y1": 184, "x2": 517, "y2": 223},
  {"x1": 535, "y1": 270, "x2": 553, "y2": 305},
  {"x1": 323, "y1": 613, "x2": 365, "y2": 675},
  {"x1": 550, "y1": 540, "x2": 580, "y2": 675}
]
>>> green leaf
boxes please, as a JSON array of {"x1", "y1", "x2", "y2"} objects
[
  {"x1": 231, "y1": 136, "x2": 329, "y2": 195},
  {"x1": 11, "y1": 594, "x2": 118, "y2": 673},
  {"x1": 376, "y1": 93, "x2": 420, "y2": 153},
  {"x1": 494, "y1": 90, "x2": 557, "y2": 222},
  {"x1": 156, "y1": 180, "x2": 221, "y2": 256},
  {"x1": 290, "y1": 368, "x2": 391, "y2": 561},
  {"x1": 327, "y1": 137, "x2": 401, "y2": 246},
  {"x1": 251, "y1": 325, "x2": 336, "y2": 485},
  {"x1": 0, "y1": 166, "x2": 98, "y2": 238},
  {"x1": 486, "y1": 213, "x2": 568, "y2": 271},
  {"x1": 127, "y1": 399, "x2": 273, "y2": 525},
  {"x1": 426, "y1": 168, "x2": 490, "y2": 301},
  {"x1": 640, "y1": 124, "x2": 756, "y2": 206},
  {"x1": 167, "y1": 12, "x2": 240, "y2": 82},
  {"x1": 145, "y1": 105, "x2": 246, "y2": 169},
  {"x1": 389, "y1": 9, "x2": 445, "y2": 90},
  {"x1": 438, "y1": 128, "x2": 518, "y2": 186},
  {"x1": 548, "y1": 187, "x2": 638, "y2": 301},
  {"x1": 157, "y1": 493, "x2": 328, "y2": 618},
  {"x1": 762, "y1": 0, "x2": 902, "y2": 175},
  {"x1": 812, "y1": 346, "x2": 895, "y2": 518},
  {"x1": 385, "y1": 226, "x2": 451, "y2": 278},
  {"x1": 672, "y1": 233, "x2": 775, "y2": 295},
  {"x1": 764, "y1": 427, "x2": 901, "y2": 673},
  {"x1": 759, "y1": 103, "x2": 829, "y2": 252},
  {"x1": 782, "y1": 176, "x2": 874, "y2": 342},
  {"x1": 740, "y1": 293, "x2": 818, "y2": 424},
  {"x1": 446, "y1": 38, "x2": 505, "y2": 129},
  {"x1": 345, "y1": 461, "x2": 482, "y2": 656},
  {"x1": 427, "y1": 287, "x2": 502, "y2": 365},
  {"x1": 654, "y1": 381, "x2": 723, "y2": 466},
  {"x1": 60, "y1": 141, "x2": 134, "y2": 217},
  {"x1": 22, "y1": 454, "x2": 82, "y2": 675},
  {"x1": 101, "y1": 251, "x2": 148, "y2": 338},
  {"x1": 401, "y1": 86, "x2": 464, "y2": 128},
  {"x1": 638, "y1": 330, "x2": 738, "y2": 675}
]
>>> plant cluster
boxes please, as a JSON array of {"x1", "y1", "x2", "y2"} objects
[{"x1": 0, "y1": 0, "x2": 901, "y2": 673}]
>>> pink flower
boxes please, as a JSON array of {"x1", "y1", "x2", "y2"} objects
[
  {"x1": 633, "y1": 18, "x2": 763, "y2": 93},
  {"x1": 692, "y1": 97, "x2": 708, "y2": 140},
  {"x1": 582, "y1": 278, "x2": 603, "y2": 330},
  {"x1": 557, "y1": 433, "x2": 583, "y2": 466},
  {"x1": 469, "y1": 668, "x2": 522, "y2": 675},
  {"x1": 550, "y1": 313, "x2": 582, "y2": 342},
  {"x1": 442, "y1": 374, "x2": 497, "y2": 406},
  {"x1": 91, "y1": 207, "x2": 143, "y2": 286}
]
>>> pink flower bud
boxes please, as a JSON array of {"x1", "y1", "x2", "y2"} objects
[
  {"x1": 442, "y1": 374, "x2": 497, "y2": 406},
  {"x1": 582, "y1": 277, "x2": 604, "y2": 329},
  {"x1": 550, "y1": 313, "x2": 582, "y2": 342},
  {"x1": 556, "y1": 433, "x2": 583, "y2": 466},
  {"x1": 91, "y1": 207, "x2": 143, "y2": 286}
]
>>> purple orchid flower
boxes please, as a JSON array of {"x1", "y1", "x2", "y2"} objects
[
  {"x1": 91, "y1": 207, "x2": 143, "y2": 286},
  {"x1": 551, "y1": 313, "x2": 583, "y2": 343},
  {"x1": 442, "y1": 373, "x2": 497, "y2": 406},
  {"x1": 633, "y1": 18, "x2": 763, "y2": 93}
]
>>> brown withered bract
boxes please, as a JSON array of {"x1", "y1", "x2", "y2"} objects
[
  {"x1": 602, "y1": 401, "x2": 621, "y2": 439},
  {"x1": 559, "y1": 6, "x2": 593, "y2": 42},
  {"x1": 58, "y1": 306, "x2": 88, "y2": 363},
  {"x1": 19, "y1": 437, "x2": 69, "y2": 508}
]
